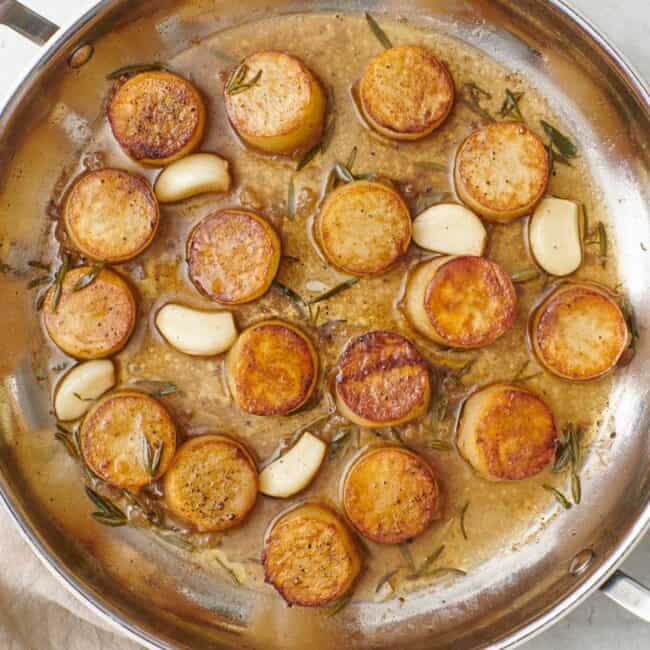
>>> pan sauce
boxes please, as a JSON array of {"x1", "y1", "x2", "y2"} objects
[{"x1": 13, "y1": 10, "x2": 622, "y2": 608}]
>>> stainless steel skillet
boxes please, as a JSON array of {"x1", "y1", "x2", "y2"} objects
[{"x1": 0, "y1": 0, "x2": 648, "y2": 648}]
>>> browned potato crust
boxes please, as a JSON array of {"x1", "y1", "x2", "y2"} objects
[
  {"x1": 63, "y1": 168, "x2": 159, "y2": 263},
  {"x1": 43, "y1": 267, "x2": 136, "y2": 359},
  {"x1": 317, "y1": 180, "x2": 411, "y2": 276},
  {"x1": 224, "y1": 51, "x2": 326, "y2": 156},
  {"x1": 226, "y1": 319, "x2": 319, "y2": 416},
  {"x1": 454, "y1": 122, "x2": 549, "y2": 222},
  {"x1": 406, "y1": 256, "x2": 517, "y2": 348},
  {"x1": 530, "y1": 283, "x2": 629, "y2": 381},
  {"x1": 164, "y1": 435, "x2": 258, "y2": 532},
  {"x1": 457, "y1": 384, "x2": 558, "y2": 480},
  {"x1": 263, "y1": 503, "x2": 362, "y2": 606},
  {"x1": 80, "y1": 391, "x2": 176, "y2": 488},
  {"x1": 334, "y1": 331, "x2": 431, "y2": 426},
  {"x1": 108, "y1": 71, "x2": 206, "y2": 166},
  {"x1": 342, "y1": 446, "x2": 439, "y2": 544},
  {"x1": 186, "y1": 209, "x2": 281, "y2": 305},
  {"x1": 359, "y1": 45, "x2": 454, "y2": 140}
]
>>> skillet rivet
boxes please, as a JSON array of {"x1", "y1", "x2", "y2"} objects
[
  {"x1": 569, "y1": 548, "x2": 595, "y2": 576},
  {"x1": 68, "y1": 44, "x2": 94, "y2": 69}
]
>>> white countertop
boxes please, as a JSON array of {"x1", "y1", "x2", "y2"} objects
[{"x1": 0, "y1": 1, "x2": 648, "y2": 648}]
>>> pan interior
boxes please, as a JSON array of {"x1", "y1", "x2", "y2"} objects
[{"x1": 0, "y1": 1, "x2": 647, "y2": 649}]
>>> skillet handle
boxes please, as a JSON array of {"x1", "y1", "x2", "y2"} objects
[
  {"x1": 600, "y1": 570, "x2": 650, "y2": 622},
  {"x1": 0, "y1": 0, "x2": 58, "y2": 45}
]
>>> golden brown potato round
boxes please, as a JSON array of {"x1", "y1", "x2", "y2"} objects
[
  {"x1": 317, "y1": 180, "x2": 411, "y2": 276},
  {"x1": 226, "y1": 319, "x2": 319, "y2": 416},
  {"x1": 359, "y1": 45, "x2": 454, "y2": 141},
  {"x1": 164, "y1": 434, "x2": 258, "y2": 532},
  {"x1": 80, "y1": 391, "x2": 176, "y2": 488},
  {"x1": 530, "y1": 283, "x2": 629, "y2": 381},
  {"x1": 454, "y1": 122, "x2": 549, "y2": 222},
  {"x1": 405, "y1": 255, "x2": 517, "y2": 349},
  {"x1": 263, "y1": 503, "x2": 362, "y2": 606},
  {"x1": 186, "y1": 209, "x2": 281, "y2": 305},
  {"x1": 342, "y1": 446, "x2": 439, "y2": 544},
  {"x1": 108, "y1": 70, "x2": 206, "y2": 166},
  {"x1": 334, "y1": 331, "x2": 431, "y2": 427},
  {"x1": 63, "y1": 168, "x2": 159, "y2": 263},
  {"x1": 457, "y1": 383, "x2": 557, "y2": 480},
  {"x1": 224, "y1": 51, "x2": 326, "y2": 156},
  {"x1": 43, "y1": 267, "x2": 136, "y2": 359}
]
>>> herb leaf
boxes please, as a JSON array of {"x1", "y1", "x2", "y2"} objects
[
  {"x1": 499, "y1": 89, "x2": 525, "y2": 121},
  {"x1": 28, "y1": 260, "x2": 50, "y2": 271},
  {"x1": 273, "y1": 280, "x2": 307, "y2": 310},
  {"x1": 133, "y1": 380, "x2": 178, "y2": 398},
  {"x1": 85, "y1": 486, "x2": 128, "y2": 526},
  {"x1": 333, "y1": 161, "x2": 355, "y2": 183},
  {"x1": 307, "y1": 278, "x2": 359, "y2": 305},
  {"x1": 511, "y1": 268, "x2": 541, "y2": 283},
  {"x1": 329, "y1": 429, "x2": 351, "y2": 459},
  {"x1": 365, "y1": 13, "x2": 393, "y2": 49},
  {"x1": 542, "y1": 484, "x2": 572, "y2": 509},
  {"x1": 73, "y1": 262, "x2": 105, "y2": 292},
  {"x1": 414, "y1": 161, "x2": 447, "y2": 172},
  {"x1": 51, "y1": 254, "x2": 71, "y2": 311},
  {"x1": 325, "y1": 592, "x2": 352, "y2": 617},
  {"x1": 287, "y1": 176, "x2": 296, "y2": 220},
  {"x1": 460, "y1": 501, "x2": 470, "y2": 540},
  {"x1": 106, "y1": 62, "x2": 173, "y2": 79},
  {"x1": 225, "y1": 63, "x2": 262, "y2": 95},
  {"x1": 27, "y1": 275, "x2": 51, "y2": 289},
  {"x1": 142, "y1": 434, "x2": 164, "y2": 476},
  {"x1": 541, "y1": 120, "x2": 577, "y2": 159},
  {"x1": 399, "y1": 543, "x2": 416, "y2": 572},
  {"x1": 375, "y1": 569, "x2": 399, "y2": 593},
  {"x1": 427, "y1": 438, "x2": 453, "y2": 451},
  {"x1": 415, "y1": 545, "x2": 445, "y2": 576},
  {"x1": 296, "y1": 141, "x2": 322, "y2": 171},
  {"x1": 460, "y1": 82, "x2": 495, "y2": 122}
]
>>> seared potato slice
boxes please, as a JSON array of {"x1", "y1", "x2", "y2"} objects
[
  {"x1": 454, "y1": 122, "x2": 549, "y2": 222},
  {"x1": 80, "y1": 391, "x2": 176, "y2": 488},
  {"x1": 187, "y1": 210, "x2": 281, "y2": 305},
  {"x1": 164, "y1": 434, "x2": 258, "y2": 532},
  {"x1": 43, "y1": 267, "x2": 136, "y2": 359},
  {"x1": 334, "y1": 331, "x2": 430, "y2": 427},
  {"x1": 405, "y1": 256, "x2": 517, "y2": 348},
  {"x1": 457, "y1": 384, "x2": 557, "y2": 480},
  {"x1": 226, "y1": 319, "x2": 318, "y2": 416},
  {"x1": 317, "y1": 181, "x2": 411, "y2": 276},
  {"x1": 63, "y1": 168, "x2": 159, "y2": 263},
  {"x1": 263, "y1": 503, "x2": 361, "y2": 606},
  {"x1": 342, "y1": 446, "x2": 439, "y2": 543},
  {"x1": 530, "y1": 283, "x2": 629, "y2": 381},
  {"x1": 359, "y1": 45, "x2": 454, "y2": 140},
  {"x1": 224, "y1": 51, "x2": 326, "y2": 156},
  {"x1": 108, "y1": 71, "x2": 206, "y2": 166}
]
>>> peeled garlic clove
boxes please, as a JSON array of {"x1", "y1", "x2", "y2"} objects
[
  {"x1": 259, "y1": 432, "x2": 326, "y2": 498},
  {"x1": 54, "y1": 359, "x2": 115, "y2": 421},
  {"x1": 529, "y1": 197, "x2": 582, "y2": 276},
  {"x1": 154, "y1": 153, "x2": 231, "y2": 203},
  {"x1": 412, "y1": 203, "x2": 487, "y2": 256},
  {"x1": 155, "y1": 303, "x2": 237, "y2": 356}
]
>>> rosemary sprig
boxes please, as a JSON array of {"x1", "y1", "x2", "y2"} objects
[
  {"x1": 142, "y1": 434, "x2": 164, "y2": 477},
  {"x1": 511, "y1": 268, "x2": 541, "y2": 283},
  {"x1": 571, "y1": 472, "x2": 582, "y2": 505},
  {"x1": 325, "y1": 592, "x2": 352, "y2": 617},
  {"x1": 287, "y1": 176, "x2": 296, "y2": 220},
  {"x1": 225, "y1": 63, "x2": 262, "y2": 95},
  {"x1": 133, "y1": 380, "x2": 178, "y2": 398},
  {"x1": 85, "y1": 486, "x2": 128, "y2": 526},
  {"x1": 27, "y1": 275, "x2": 51, "y2": 289},
  {"x1": 55, "y1": 422, "x2": 82, "y2": 460},
  {"x1": 399, "y1": 543, "x2": 416, "y2": 572},
  {"x1": 598, "y1": 221, "x2": 607, "y2": 265},
  {"x1": 460, "y1": 501, "x2": 470, "y2": 540},
  {"x1": 542, "y1": 484, "x2": 572, "y2": 509},
  {"x1": 540, "y1": 120, "x2": 577, "y2": 160},
  {"x1": 365, "y1": 12, "x2": 393, "y2": 49},
  {"x1": 460, "y1": 82, "x2": 495, "y2": 122},
  {"x1": 414, "y1": 161, "x2": 447, "y2": 172},
  {"x1": 73, "y1": 262, "x2": 105, "y2": 291},
  {"x1": 106, "y1": 62, "x2": 173, "y2": 80},
  {"x1": 273, "y1": 280, "x2": 307, "y2": 311},
  {"x1": 414, "y1": 545, "x2": 445, "y2": 577},
  {"x1": 375, "y1": 569, "x2": 400, "y2": 593},
  {"x1": 307, "y1": 278, "x2": 359, "y2": 305},
  {"x1": 296, "y1": 142, "x2": 322, "y2": 171},
  {"x1": 499, "y1": 89, "x2": 525, "y2": 121},
  {"x1": 51, "y1": 253, "x2": 71, "y2": 311}
]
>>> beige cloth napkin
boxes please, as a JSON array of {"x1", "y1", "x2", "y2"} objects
[{"x1": 0, "y1": 507, "x2": 141, "y2": 650}]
